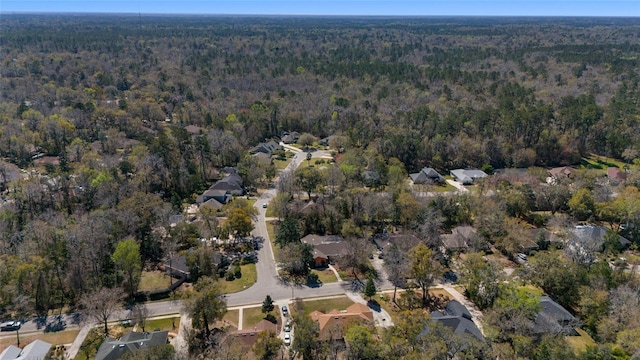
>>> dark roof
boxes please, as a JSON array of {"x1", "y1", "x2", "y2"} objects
[
  {"x1": 426, "y1": 300, "x2": 484, "y2": 342},
  {"x1": 315, "y1": 242, "x2": 349, "y2": 258},
  {"x1": 164, "y1": 255, "x2": 190, "y2": 276},
  {"x1": 533, "y1": 296, "x2": 577, "y2": 334},
  {"x1": 250, "y1": 140, "x2": 282, "y2": 154},
  {"x1": 211, "y1": 173, "x2": 244, "y2": 193},
  {"x1": 442, "y1": 226, "x2": 478, "y2": 250},
  {"x1": 95, "y1": 331, "x2": 168, "y2": 360},
  {"x1": 374, "y1": 233, "x2": 421, "y2": 251},
  {"x1": 571, "y1": 225, "x2": 631, "y2": 248},
  {"x1": 410, "y1": 167, "x2": 444, "y2": 184}
]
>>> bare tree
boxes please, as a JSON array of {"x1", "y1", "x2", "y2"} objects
[
  {"x1": 131, "y1": 303, "x2": 150, "y2": 332},
  {"x1": 81, "y1": 287, "x2": 124, "y2": 336},
  {"x1": 340, "y1": 237, "x2": 374, "y2": 284}
]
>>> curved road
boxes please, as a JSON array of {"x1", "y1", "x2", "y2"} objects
[{"x1": 8, "y1": 146, "x2": 383, "y2": 336}]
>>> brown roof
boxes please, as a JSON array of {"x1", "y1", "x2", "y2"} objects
[
  {"x1": 233, "y1": 319, "x2": 279, "y2": 347},
  {"x1": 548, "y1": 166, "x2": 576, "y2": 177},
  {"x1": 309, "y1": 303, "x2": 374, "y2": 340},
  {"x1": 315, "y1": 242, "x2": 349, "y2": 258},
  {"x1": 607, "y1": 167, "x2": 627, "y2": 181},
  {"x1": 184, "y1": 125, "x2": 205, "y2": 135},
  {"x1": 33, "y1": 156, "x2": 60, "y2": 166}
]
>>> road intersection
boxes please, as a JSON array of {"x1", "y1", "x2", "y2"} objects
[{"x1": 2, "y1": 145, "x2": 396, "y2": 357}]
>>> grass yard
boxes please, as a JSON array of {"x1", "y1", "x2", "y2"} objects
[
  {"x1": 266, "y1": 221, "x2": 279, "y2": 260},
  {"x1": 217, "y1": 263, "x2": 257, "y2": 294},
  {"x1": 0, "y1": 330, "x2": 79, "y2": 353},
  {"x1": 139, "y1": 270, "x2": 171, "y2": 292},
  {"x1": 431, "y1": 183, "x2": 457, "y2": 192},
  {"x1": 581, "y1": 154, "x2": 626, "y2": 170},
  {"x1": 299, "y1": 296, "x2": 354, "y2": 317},
  {"x1": 566, "y1": 328, "x2": 596, "y2": 354},
  {"x1": 274, "y1": 157, "x2": 293, "y2": 170},
  {"x1": 311, "y1": 268, "x2": 339, "y2": 283},
  {"x1": 242, "y1": 306, "x2": 268, "y2": 329},
  {"x1": 145, "y1": 317, "x2": 180, "y2": 332},
  {"x1": 223, "y1": 309, "x2": 240, "y2": 328}
]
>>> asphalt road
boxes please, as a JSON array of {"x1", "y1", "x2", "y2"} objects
[{"x1": 8, "y1": 146, "x2": 375, "y2": 335}]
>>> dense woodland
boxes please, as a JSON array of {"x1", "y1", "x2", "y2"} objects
[{"x1": 1, "y1": 15, "x2": 640, "y2": 359}]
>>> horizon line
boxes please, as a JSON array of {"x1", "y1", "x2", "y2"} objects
[{"x1": 2, "y1": 12, "x2": 640, "y2": 18}]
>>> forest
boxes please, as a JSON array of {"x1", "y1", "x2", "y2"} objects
[{"x1": 1, "y1": 14, "x2": 640, "y2": 360}]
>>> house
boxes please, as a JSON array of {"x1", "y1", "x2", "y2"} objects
[
  {"x1": 0, "y1": 340, "x2": 52, "y2": 360},
  {"x1": 450, "y1": 169, "x2": 488, "y2": 185},
  {"x1": 300, "y1": 234, "x2": 344, "y2": 247},
  {"x1": 280, "y1": 131, "x2": 300, "y2": 144},
  {"x1": 548, "y1": 166, "x2": 576, "y2": 183},
  {"x1": 312, "y1": 248, "x2": 329, "y2": 268},
  {"x1": 570, "y1": 225, "x2": 631, "y2": 249},
  {"x1": 184, "y1": 125, "x2": 205, "y2": 135},
  {"x1": 528, "y1": 228, "x2": 562, "y2": 250},
  {"x1": 300, "y1": 234, "x2": 347, "y2": 267},
  {"x1": 310, "y1": 303, "x2": 374, "y2": 340},
  {"x1": 249, "y1": 141, "x2": 282, "y2": 155},
  {"x1": 233, "y1": 319, "x2": 280, "y2": 347},
  {"x1": 251, "y1": 151, "x2": 273, "y2": 166},
  {"x1": 95, "y1": 331, "x2": 169, "y2": 360},
  {"x1": 164, "y1": 255, "x2": 191, "y2": 280},
  {"x1": 533, "y1": 296, "x2": 579, "y2": 335},
  {"x1": 210, "y1": 173, "x2": 245, "y2": 196},
  {"x1": 196, "y1": 187, "x2": 234, "y2": 210},
  {"x1": 441, "y1": 226, "x2": 479, "y2": 252},
  {"x1": 373, "y1": 232, "x2": 420, "y2": 252},
  {"x1": 607, "y1": 167, "x2": 627, "y2": 184},
  {"x1": 425, "y1": 300, "x2": 484, "y2": 342},
  {"x1": 314, "y1": 243, "x2": 349, "y2": 265},
  {"x1": 410, "y1": 167, "x2": 445, "y2": 184}
]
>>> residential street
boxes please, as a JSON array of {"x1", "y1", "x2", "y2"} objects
[{"x1": 2, "y1": 146, "x2": 393, "y2": 351}]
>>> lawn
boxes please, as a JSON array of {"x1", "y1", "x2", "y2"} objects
[
  {"x1": 299, "y1": 297, "x2": 354, "y2": 317},
  {"x1": 274, "y1": 157, "x2": 293, "y2": 170},
  {"x1": 242, "y1": 306, "x2": 268, "y2": 329},
  {"x1": 266, "y1": 221, "x2": 279, "y2": 260},
  {"x1": 430, "y1": 182, "x2": 457, "y2": 192},
  {"x1": 580, "y1": 154, "x2": 626, "y2": 170},
  {"x1": 566, "y1": 328, "x2": 596, "y2": 354},
  {"x1": 145, "y1": 317, "x2": 180, "y2": 332},
  {"x1": 217, "y1": 263, "x2": 257, "y2": 294},
  {"x1": 375, "y1": 288, "x2": 453, "y2": 321},
  {"x1": 0, "y1": 329, "x2": 79, "y2": 352},
  {"x1": 139, "y1": 270, "x2": 171, "y2": 292},
  {"x1": 311, "y1": 268, "x2": 339, "y2": 283},
  {"x1": 223, "y1": 309, "x2": 240, "y2": 328}
]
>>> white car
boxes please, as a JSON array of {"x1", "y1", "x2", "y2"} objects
[
  {"x1": 284, "y1": 333, "x2": 291, "y2": 346},
  {"x1": 262, "y1": 203, "x2": 267, "y2": 208}
]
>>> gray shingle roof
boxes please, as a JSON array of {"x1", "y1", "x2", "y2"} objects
[{"x1": 95, "y1": 331, "x2": 169, "y2": 360}]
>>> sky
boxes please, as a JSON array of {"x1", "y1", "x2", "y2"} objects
[{"x1": 0, "y1": 0, "x2": 638, "y2": 17}]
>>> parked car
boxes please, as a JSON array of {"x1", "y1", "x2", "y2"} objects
[
  {"x1": 0, "y1": 321, "x2": 22, "y2": 331},
  {"x1": 281, "y1": 305, "x2": 288, "y2": 316},
  {"x1": 262, "y1": 202, "x2": 267, "y2": 208},
  {"x1": 284, "y1": 333, "x2": 291, "y2": 346}
]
